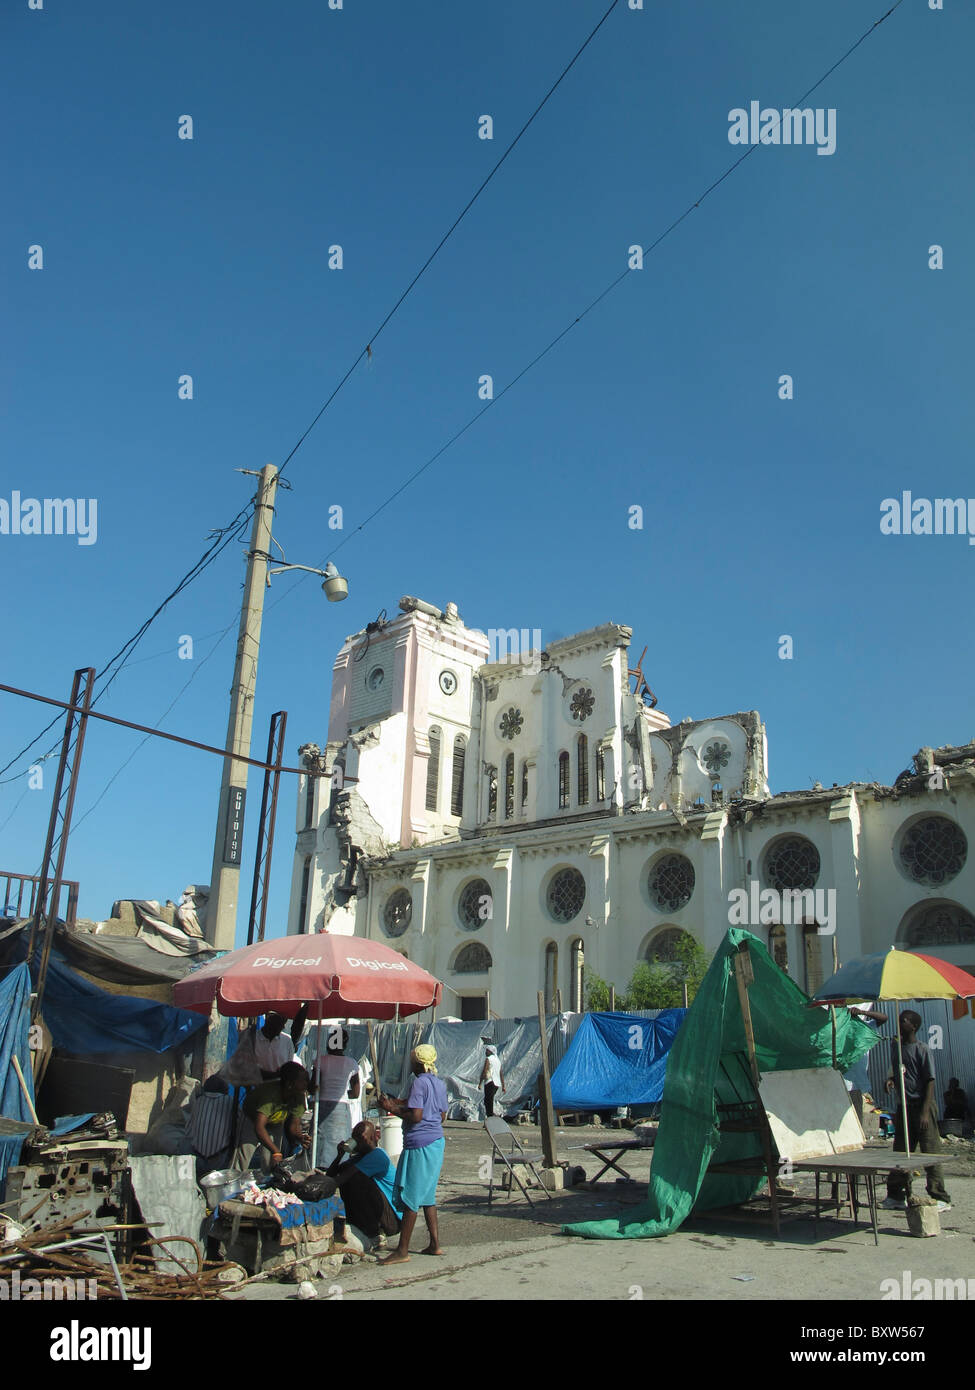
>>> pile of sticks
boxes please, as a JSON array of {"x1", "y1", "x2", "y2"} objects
[{"x1": 1, "y1": 1216, "x2": 245, "y2": 1300}]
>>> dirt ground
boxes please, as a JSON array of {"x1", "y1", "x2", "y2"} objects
[{"x1": 239, "y1": 1120, "x2": 975, "y2": 1303}]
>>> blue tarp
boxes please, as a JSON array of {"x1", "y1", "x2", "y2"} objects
[
  {"x1": 0, "y1": 963, "x2": 35, "y2": 1122},
  {"x1": 550, "y1": 1010, "x2": 687, "y2": 1110},
  {"x1": 39, "y1": 954, "x2": 207, "y2": 1055}
]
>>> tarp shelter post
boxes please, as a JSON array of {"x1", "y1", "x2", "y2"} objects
[
  {"x1": 245, "y1": 709, "x2": 288, "y2": 947},
  {"x1": 27, "y1": 666, "x2": 95, "y2": 1023},
  {"x1": 609, "y1": 985, "x2": 616, "y2": 1011},
  {"x1": 11, "y1": 1055, "x2": 38, "y2": 1124},
  {"x1": 536, "y1": 991, "x2": 557, "y2": 1167},
  {"x1": 732, "y1": 942, "x2": 780, "y2": 1235},
  {"x1": 311, "y1": 1015, "x2": 325, "y2": 1169},
  {"x1": 893, "y1": 1014, "x2": 910, "y2": 1155},
  {"x1": 367, "y1": 1021, "x2": 381, "y2": 1113}
]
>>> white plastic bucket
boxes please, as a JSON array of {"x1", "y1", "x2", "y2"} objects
[{"x1": 381, "y1": 1115, "x2": 403, "y2": 1164}]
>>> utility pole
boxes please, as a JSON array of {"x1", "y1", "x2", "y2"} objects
[{"x1": 206, "y1": 464, "x2": 278, "y2": 952}]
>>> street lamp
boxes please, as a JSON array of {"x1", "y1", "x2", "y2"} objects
[{"x1": 267, "y1": 558, "x2": 349, "y2": 602}]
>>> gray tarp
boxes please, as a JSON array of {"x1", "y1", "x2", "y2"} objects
[{"x1": 303, "y1": 1015, "x2": 567, "y2": 1122}]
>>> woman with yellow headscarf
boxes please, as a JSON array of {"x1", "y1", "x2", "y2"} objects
[{"x1": 378, "y1": 1045, "x2": 449, "y2": 1263}]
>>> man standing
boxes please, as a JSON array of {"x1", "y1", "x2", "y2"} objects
[
  {"x1": 481, "y1": 1045, "x2": 505, "y2": 1118},
  {"x1": 882, "y1": 1010, "x2": 951, "y2": 1212},
  {"x1": 253, "y1": 1007, "x2": 308, "y2": 1080}
]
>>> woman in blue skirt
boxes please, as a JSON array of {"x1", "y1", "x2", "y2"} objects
[{"x1": 379, "y1": 1044, "x2": 448, "y2": 1263}]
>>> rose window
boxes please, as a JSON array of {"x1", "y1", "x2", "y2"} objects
[
  {"x1": 648, "y1": 855, "x2": 695, "y2": 912},
  {"x1": 459, "y1": 878, "x2": 492, "y2": 931},
  {"x1": 547, "y1": 868, "x2": 586, "y2": 923},
  {"x1": 899, "y1": 817, "x2": 967, "y2": 886},
  {"x1": 765, "y1": 837, "x2": 820, "y2": 892},
  {"x1": 499, "y1": 707, "x2": 524, "y2": 740},
  {"x1": 382, "y1": 888, "x2": 412, "y2": 937},
  {"x1": 702, "y1": 741, "x2": 731, "y2": 777},
  {"x1": 569, "y1": 688, "x2": 595, "y2": 722}
]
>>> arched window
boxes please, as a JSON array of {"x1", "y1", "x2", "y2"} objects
[
  {"x1": 504, "y1": 753, "x2": 515, "y2": 820},
  {"x1": 558, "y1": 751, "x2": 570, "y2": 809},
  {"x1": 595, "y1": 747, "x2": 606, "y2": 802},
  {"x1": 521, "y1": 761, "x2": 529, "y2": 808},
  {"x1": 298, "y1": 856, "x2": 311, "y2": 934},
  {"x1": 487, "y1": 765, "x2": 497, "y2": 817},
  {"x1": 453, "y1": 943, "x2": 492, "y2": 974},
  {"x1": 769, "y1": 925, "x2": 789, "y2": 972},
  {"x1": 645, "y1": 927, "x2": 697, "y2": 972},
  {"x1": 544, "y1": 942, "x2": 559, "y2": 1011},
  {"x1": 450, "y1": 736, "x2": 466, "y2": 817},
  {"x1": 569, "y1": 937, "x2": 585, "y2": 1012},
  {"x1": 425, "y1": 728, "x2": 441, "y2": 812},
  {"x1": 803, "y1": 923, "x2": 826, "y2": 995},
  {"x1": 304, "y1": 775, "x2": 316, "y2": 829},
  {"x1": 577, "y1": 735, "x2": 589, "y2": 806}
]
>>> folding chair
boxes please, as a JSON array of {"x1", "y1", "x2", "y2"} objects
[{"x1": 484, "y1": 1117, "x2": 553, "y2": 1208}]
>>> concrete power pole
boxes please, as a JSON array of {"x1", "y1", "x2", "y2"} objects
[{"x1": 206, "y1": 464, "x2": 278, "y2": 952}]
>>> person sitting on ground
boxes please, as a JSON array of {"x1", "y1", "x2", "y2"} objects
[
  {"x1": 379, "y1": 1044, "x2": 449, "y2": 1265},
  {"x1": 254, "y1": 1007, "x2": 308, "y2": 1080},
  {"x1": 882, "y1": 1010, "x2": 951, "y2": 1212},
  {"x1": 240, "y1": 1062, "x2": 312, "y2": 1171},
  {"x1": 325, "y1": 1119, "x2": 402, "y2": 1251},
  {"x1": 187, "y1": 1075, "x2": 236, "y2": 1178}
]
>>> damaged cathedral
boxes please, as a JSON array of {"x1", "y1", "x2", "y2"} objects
[{"x1": 286, "y1": 597, "x2": 975, "y2": 1019}]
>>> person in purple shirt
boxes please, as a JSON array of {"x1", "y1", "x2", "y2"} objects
[{"x1": 378, "y1": 1044, "x2": 448, "y2": 1263}]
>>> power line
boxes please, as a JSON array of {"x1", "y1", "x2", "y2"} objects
[
  {"x1": 273, "y1": 0, "x2": 623, "y2": 485},
  {"x1": 69, "y1": 619, "x2": 238, "y2": 834},
  {"x1": 281, "y1": 0, "x2": 907, "y2": 577},
  {"x1": 0, "y1": 502, "x2": 254, "y2": 786},
  {"x1": 0, "y1": 4, "x2": 621, "y2": 793}
]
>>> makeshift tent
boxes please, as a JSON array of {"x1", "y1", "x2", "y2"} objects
[
  {"x1": 38, "y1": 954, "x2": 207, "y2": 1055},
  {"x1": 0, "y1": 917, "x2": 213, "y2": 987},
  {"x1": 564, "y1": 928, "x2": 879, "y2": 1240},
  {"x1": 550, "y1": 1009, "x2": 686, "y2": 1111},
  {"x1": 0, "y1": 963, "x2": 35, "y2": 1122}
]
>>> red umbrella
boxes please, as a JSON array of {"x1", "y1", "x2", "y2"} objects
[
  {"x1": 173, "y1": 932, "x2": 442, "y2": 1021},
  {"x1": 175, "y1": 934, "x2": 443, "y2": 1167}
]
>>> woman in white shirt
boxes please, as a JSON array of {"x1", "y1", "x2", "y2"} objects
[{"x1": 313, "y1": 1025, "x2": 361, "y2": 1158}]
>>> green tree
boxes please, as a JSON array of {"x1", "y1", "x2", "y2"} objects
[
  {"x1": 583, "y1": 967, "x2": 615, "y2": 1012},
  {"x1": 626, "y1": 933, "x2": 710, "y2": 1010}
]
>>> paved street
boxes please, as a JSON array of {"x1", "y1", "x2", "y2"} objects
[{"x1": 240, "y1": 1121, "x2": 975, "y2": 1302}]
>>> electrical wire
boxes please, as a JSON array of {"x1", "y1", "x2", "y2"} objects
[
  {"x1": 279, "y1": 0, "x2": 908, "y2": 577},
  {"x1": 0, "y1": 503, "x2": 254, "y2": 786},
  {"x1": 0, "y1": 3, "x2": 621, "y2": 794},
  {"x1": 273, "y1": 0, "x2": 623, "y2": 485}
]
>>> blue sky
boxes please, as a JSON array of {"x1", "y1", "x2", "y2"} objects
[{"x1": 2, "y1": 0, "x2": 972, "y2": 939}]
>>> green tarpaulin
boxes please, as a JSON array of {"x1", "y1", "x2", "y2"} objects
[{"x1": 564, "y1": 928, "x2": 879, "y2": 1240}]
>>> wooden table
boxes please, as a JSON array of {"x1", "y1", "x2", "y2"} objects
[
  {"x1": 574, "y1": 1139, "x2": 645, "y2": 1183},
  {"x1": 792, "y1": 1151, "x2": 942, "y2": 1247}
]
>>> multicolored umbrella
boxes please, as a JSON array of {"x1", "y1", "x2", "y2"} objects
[
  {"x1": 813, "y1": 948, "x2": 975, "y2": 1148},
  {"x1": 814, "y1": 948, "x2": 975, "y2": 1007}
]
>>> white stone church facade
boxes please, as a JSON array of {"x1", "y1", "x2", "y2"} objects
[{"x1": 286, "y1": 597, "x2": 975, "y2": 1020}]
